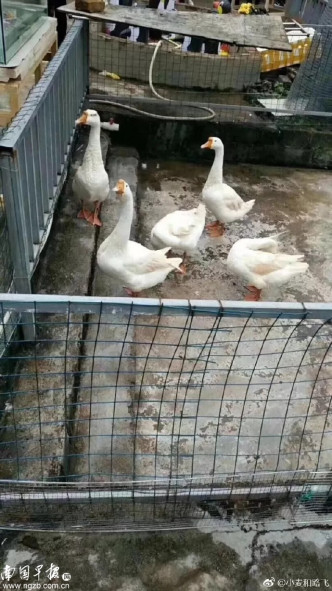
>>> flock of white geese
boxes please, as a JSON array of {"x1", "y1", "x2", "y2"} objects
[{"x1": 73, "y1": 109, "x2": 309, "y2": 301}]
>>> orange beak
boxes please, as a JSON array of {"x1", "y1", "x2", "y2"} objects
[
  {"x1": 113, "y1": 179, "x2": 125, "y2": 196},
  {"x1": 76, "y1": 111, "x2": 88, "y2": 125},
  {"x1": 201, "y1": 138, "x2": 214, "y2": 149}
]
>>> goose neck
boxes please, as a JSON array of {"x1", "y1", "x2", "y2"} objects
[
  {"x1": 83, "y1": 125, "x2": 103, "y2": 165},
  {"x1": 107, "y1": 192, "x2": 134, "y2": 250},
  {"x1": 207, "y1": 145, "x2": 224, "y2": 185}
]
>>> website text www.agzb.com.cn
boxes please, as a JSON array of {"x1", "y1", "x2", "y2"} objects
[{"x1": 2, "y1": 584, "x2": 70, "y2": 590}]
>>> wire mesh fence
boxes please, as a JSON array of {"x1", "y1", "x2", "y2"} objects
[
  {"x1": 0, "y1": 295, "x2": 331, "y2": 530},
  {"x1": 2, "y1": 470, "x2": 332, "y2": 532},
  {"x1": 285, "y1": 0, "x2": 328, "y2": 26},
  {"x1": 0, "y1": 193, "x2": 13, "y2": 294},
  {"x1": 88, "y1": 18, "x2": 332, "y2": 127}
]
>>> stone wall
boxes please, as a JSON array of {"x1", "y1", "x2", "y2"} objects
[
  {"x1": 90, "y1": 34, "x2": 262, "y2": 91},
  {"x1": 99, "y1": 113, "x2": 332, "y2": 169}
]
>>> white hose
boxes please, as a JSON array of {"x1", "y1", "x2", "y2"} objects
[{"x1": 92, "y1": 39, "x2": 216, "y2": 121}]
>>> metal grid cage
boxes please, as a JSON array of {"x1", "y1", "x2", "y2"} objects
[
  {"x1": 88, "y1": 18, "x2": 332, "y2": 126},
  {"x1": 0, "y1": 295, "x2": 331, "y2": 531},
  {"x1": 2, "y1": 470, "x2": 332, "y2": 532}
]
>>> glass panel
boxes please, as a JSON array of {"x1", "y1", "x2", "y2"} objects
[
  {"x1": 0, "y1": 1, "x2": 6, "y2": 64},
  {"x1": 0, "y1": 0, "x2": 48, "y2": 64}
]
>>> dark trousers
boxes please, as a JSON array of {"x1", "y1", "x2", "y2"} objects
[
  {"x1": 48, "y1": 0, "x2": 67, "y2": 46},
  {"x1": 110, "y1": 0, "x2": 133, "y2": 38},
  {"x1": 187, "y1": 37, "x2": 219, "y2": 54},
  {"x1": 137, "y1": 0, "x2": 169, "y2": 43},
  {"x1": 187, "y1": 37, "x2": 203, "y2": 53}
]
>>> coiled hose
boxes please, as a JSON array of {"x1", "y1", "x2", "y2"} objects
[{"x1": 92, "y1": 39, "x2": 216, "y2": 121}]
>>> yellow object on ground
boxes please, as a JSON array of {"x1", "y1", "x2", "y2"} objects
[{"x1": 99, "y1": 70, "x2": 121, "y2": 80}]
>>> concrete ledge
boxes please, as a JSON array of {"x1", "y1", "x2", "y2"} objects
[{"x1": 103, "y1": 114, "x2": 332, "y2": 169}]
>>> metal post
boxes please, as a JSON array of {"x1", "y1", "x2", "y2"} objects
[
  {"x1": 0, "y1": 152, "x2": 35, "y2": 341},
  {"x1": 83, "y1": 19, "x2": 90, "y2": 94}
]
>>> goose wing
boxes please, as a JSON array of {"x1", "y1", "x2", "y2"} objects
[{"x1": 125, "y1": 242, "x2": 181, "y2": 274}]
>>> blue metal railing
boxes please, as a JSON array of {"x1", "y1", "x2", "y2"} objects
[{"x1": 0, "y1": 20, "x2": 89, "y2": 299}]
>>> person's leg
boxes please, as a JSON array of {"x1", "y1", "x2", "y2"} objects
[
  {"x1": 137, "y1": 27, "x2": 149, "y2": 43},
  {"x1": 56, "y1": 11, "x2": 67, "y2": 45},
  {"x1": 137, "y1": 0, "x2": 158, "y2": 43},
  {"x1": 110, "y1": 24, "x2": 131, "y2": 37},
  {"x1": 49, "y1": 0, "x2": 67, "y2": 46},
  {"x1": 47, "y1": 0, "x2": 53, "y2": 18},
  {"x1": 204, "y1": 39, "x2": 219, "y2": 54},
  {"x1": 148, "y1": 0, "x2": 162, "y2": 41},
  {"x1": 187, "y1": 37, "x2": 203, "y2": 53},
  {"x1": 110, "y1": 0, "x2": 133, "y2": 38}
]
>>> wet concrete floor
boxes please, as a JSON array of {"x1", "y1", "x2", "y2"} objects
[
  {"x1": 1, "y1": 137, "x2": 332, "y2": 483},
  {"x1": 1, "y1": 517, "x2": 332, "y2": 590},
  {"x1": 1, "y1": 136, "x2": 332, "y2": 590},
  {"x1": 137, "y1": 159, "x2": 332, "y2": 302}
]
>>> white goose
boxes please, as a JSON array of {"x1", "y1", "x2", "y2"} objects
[
  {"x1": 73, "y1": 109, "x2": 111, "y2": 227},
  {"x1": 227, "y1": 235, "x2": 309, "y2": 301},
  {"x1": 150, "y1": 204, "x2": 206, "y2": 272},
  {"x1": 97, "y1": 180, "x2": 183, "y2": 296},
  {"x1": 201, "y1": 137, "x2": 255, "y2": 237}
]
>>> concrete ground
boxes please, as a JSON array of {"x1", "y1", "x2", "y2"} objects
[
  {"x1": 1, "y1": 132, "x2": 332, "y2": 590},
  {"x1": 1, "y1": 518, "x2": 332, "y2": 590},
  {"x1": 1, "y1": 130, "x2": 332, "y2": 484},
  {"x1": 137, "y1": 159, "x2": 332, "y2": 302}
]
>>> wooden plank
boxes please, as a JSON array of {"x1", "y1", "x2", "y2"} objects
[
  {"x1": 0, "y1": 26, "x2": 57, "y2": 126},
  {"x1": 35, "y1": 60, "x2": 50, "y2": 84},
  {"x1": 59, "y1": 2, "x2": 292, "y2": 50},
  {"x1": 0, "y1": 73, "x2": 35, "y2": 127}
]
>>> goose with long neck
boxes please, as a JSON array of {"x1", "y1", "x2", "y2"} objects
[
  {"x1": 73, "y1": 109, "x2": 111, "y2": 227},
  {"x1": 97, "y1": 180, "x2": 184, "y2": 297},
  {"x1": 201, "y1": 137, "x2": 255, "y2": 237},
  {"x1": 204, "y1": 137, "x2": 224, "y2": 187}
]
